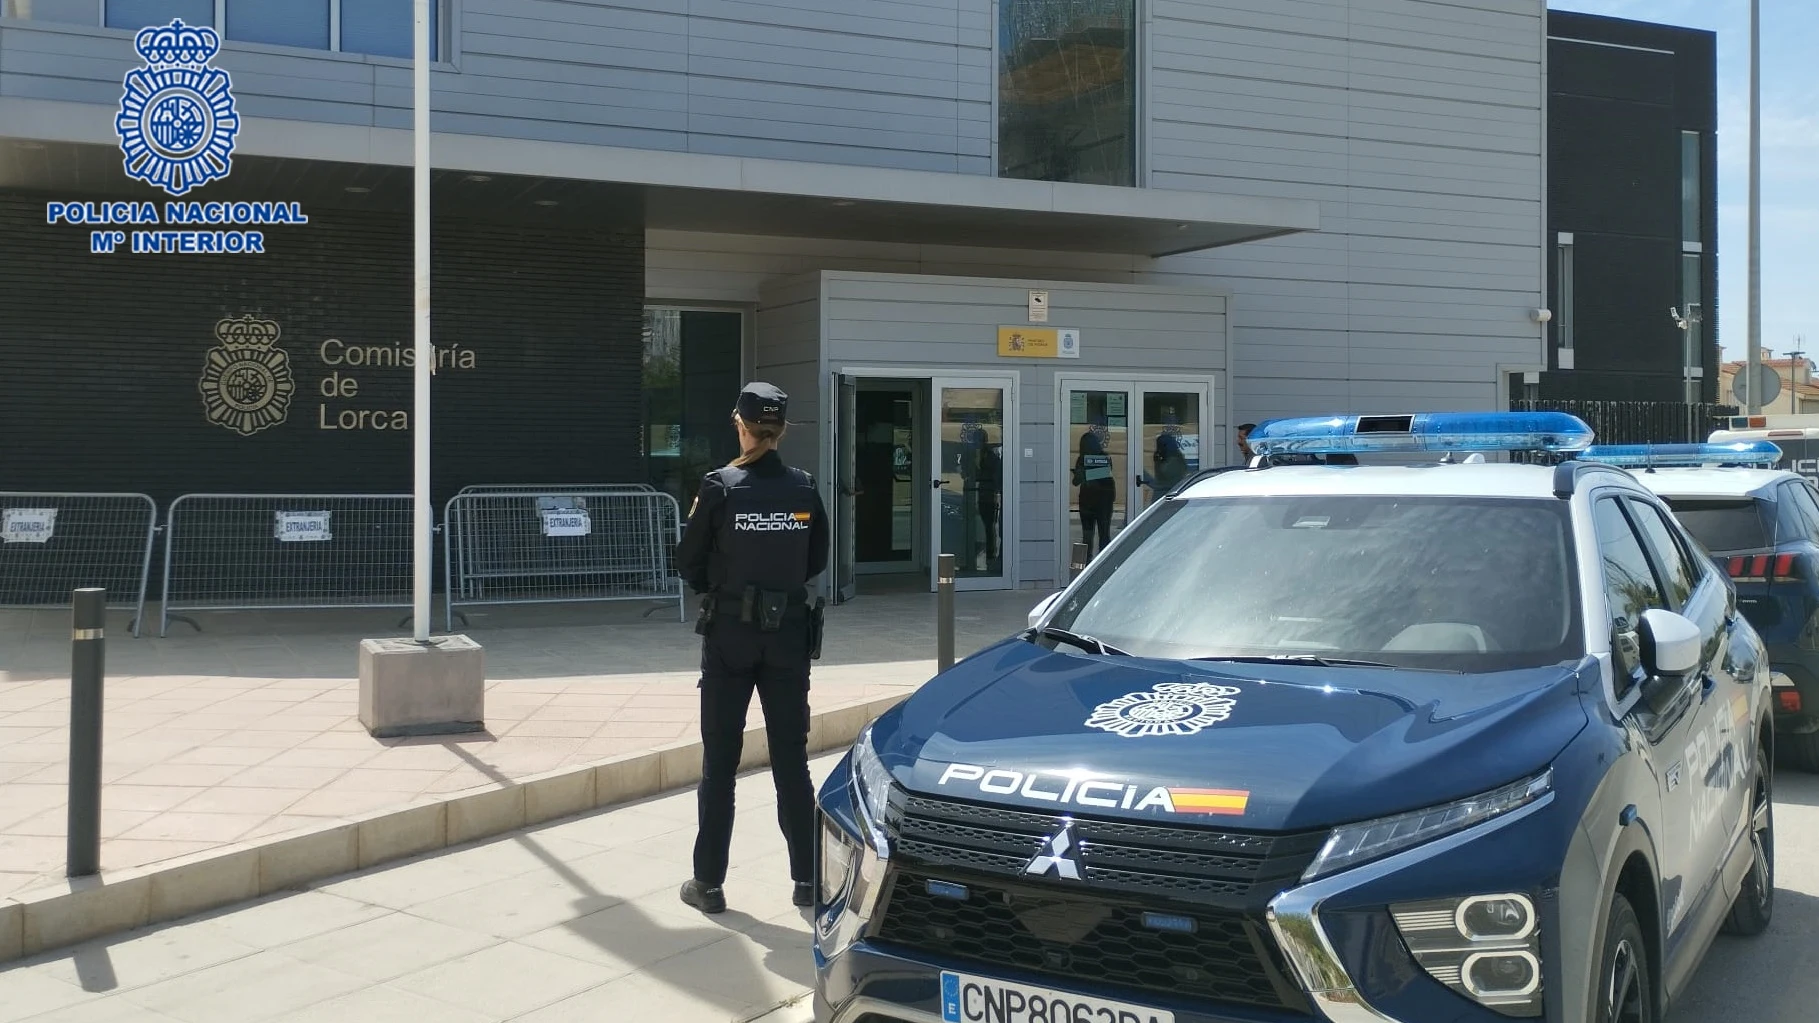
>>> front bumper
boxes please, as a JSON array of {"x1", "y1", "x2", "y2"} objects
[{"x1": 814, "y1": 762, "x2": 1570, "y2": 1023}]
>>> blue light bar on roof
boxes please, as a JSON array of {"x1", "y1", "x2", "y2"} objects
[
  {"x1": 1247, "y1": 412, "x2": 1595, "y2": 456},
  {"x1": 1578, "y1": 441, "x2": 1783, "y2": 468}
]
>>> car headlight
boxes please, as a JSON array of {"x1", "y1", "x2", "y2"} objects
[
  {"x1": 819, "y1": 815, "x2": 860, "y2": 907},
  {"x1": 1304, "y1": 769, "x2": 1552, "y2": 882},
  {"x1": 1392, "y1": 893, "x2": 1543, "y2": 1017},
  {"x1": 849, "y1": 724, "x2": 897, "y2": 858}
]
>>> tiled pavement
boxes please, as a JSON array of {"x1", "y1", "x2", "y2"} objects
[
  {"x1": 0, "y1": 755, "x2": 843, "y2": 1023},
  {"x1": 0, "y1": 590, "x2": 1036, "y2": 902}
]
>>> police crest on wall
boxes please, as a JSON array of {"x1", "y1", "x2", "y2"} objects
[
  {"x1": 116, "y1": 19, "x2": 240, "y2": 196},
  {"x1": 199, "y1": 316, "x2": 295, "y2": 436}
]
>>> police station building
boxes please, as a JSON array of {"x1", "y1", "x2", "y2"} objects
[{"x1": 0, "y1": 0, "x2": 1550, "y2": 604}]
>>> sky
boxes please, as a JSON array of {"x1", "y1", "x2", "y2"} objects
[{"x1": 1549, "y1": 0, "x2": 1817, "y2": 364}]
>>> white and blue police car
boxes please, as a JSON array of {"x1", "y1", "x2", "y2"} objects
[
  {"x1": 812, "y1": 412, "x2": 1774, "y2": 1023},
  {"x1": 1581, "y1": 441, "x2": 1819, "y2": 772}
]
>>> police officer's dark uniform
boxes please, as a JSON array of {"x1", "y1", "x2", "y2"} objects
[{"x1": 675, "y1": 382, "x2": 829, "y2": 915}]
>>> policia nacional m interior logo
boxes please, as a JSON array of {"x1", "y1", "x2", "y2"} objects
[
  {"x1": 199, "y1": 316, "x2": 295, "y2": 436},
  {"x1": 117, "y1": 19, "x2": 239, "y2": 196}
]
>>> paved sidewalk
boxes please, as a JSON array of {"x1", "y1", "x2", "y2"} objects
[
  {"x1": 0, "y1": 756, "x2": 843, "y2": 1023},
  {"x1": 0, "y1": 591, "x2": 1033, "y2": 902}
]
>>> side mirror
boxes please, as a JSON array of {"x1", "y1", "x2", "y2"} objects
[
  {"x1": 1028, "y1": 592, "x2": 1062, "y2": 629},
  {"x1": 1639, "y1": 608, "x2": 1702, "y2": 678}
]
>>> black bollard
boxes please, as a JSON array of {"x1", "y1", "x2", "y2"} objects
[
  {"x1": 1071, "y1": 542, "x2": 1090, "y2": 581},
  {"x1": 68, "y1": 587, "x2": 106, "y2": 878},
  {"x1": 937, "y1": 553, "x2": 956, "y2": 672}
]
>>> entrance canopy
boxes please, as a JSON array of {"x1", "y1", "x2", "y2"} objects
[{"x1": 2, "y1": 97, "x2": 1319, "y2": 258}]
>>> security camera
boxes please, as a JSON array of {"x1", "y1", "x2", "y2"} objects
[{"x1": 1531, "y1": 308, "x2": 1552, "y2": 324}]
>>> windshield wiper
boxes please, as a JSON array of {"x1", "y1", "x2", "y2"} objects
[
  {"x1": 1190, "y1": 654, "x2": 1401, "y2": 669},
  {"x1": 1028, "y1": 627, "x2": 1129, "y2": 656}
]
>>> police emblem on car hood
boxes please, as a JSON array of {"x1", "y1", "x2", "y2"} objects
[{"x1": 1085, "y1": 680, "x2": 1240, "y2": 738}]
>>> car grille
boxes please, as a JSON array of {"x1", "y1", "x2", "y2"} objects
[
  {"x1": 889, "y1": 793, "x2": 1326, "y2": 909},
  {"x1": 872, "y1": 793, "x2": 1326, "y2": 1014},
  {"x1": 877, "y1": 869, "x2": 1309, "y2": 1013}
]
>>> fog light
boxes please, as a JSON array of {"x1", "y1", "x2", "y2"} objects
[
  {"x1": 1779, "y1": 690, "x2": 1803, "y2": 713},
  {"x1": 1458, "y1": 895, "x2": 1536, "y2": 941},
  {"x1": 1464, "y1": 951, "x2": 1541, "y2": 999},
  {"x1": 1392, "y1": 893, "x2": 1543, "y2": 1018}
]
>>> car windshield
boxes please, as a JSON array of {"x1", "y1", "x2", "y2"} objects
[
  {"x1": 1044, "y1": 495, "x2": 1582, "y2": 673},
  {"x1": 1662, "y1": 498, "x2": 1770, "y2": 553}
]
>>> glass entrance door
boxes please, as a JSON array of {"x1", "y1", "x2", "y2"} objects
[
  {"x1": 1063, "y1": 387, "x2": 1131, "y2": 560},
  {"x1": 1133, "y1": 385, "x2": 1208, "y2": 514},
  {"x1": 1059, "y1": 377, "x2": 1210, "y2": 579},
  {"x1": 830, "y1": 373, "x2": 858, "y2": 604},
  {"x1": 932, "y1": 378, "x2": 1014, "y2": 591}
]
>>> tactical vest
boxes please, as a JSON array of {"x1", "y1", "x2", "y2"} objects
[{"x1": 712, "y1": 461, "x2": 817, "y2": 594}]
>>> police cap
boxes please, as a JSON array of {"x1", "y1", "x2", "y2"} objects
[{"x1": 736, "y1": 382, "x2": 789, "y2": 425}]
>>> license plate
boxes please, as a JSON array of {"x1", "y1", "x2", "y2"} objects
[{"x1": 940, "y1": 971, "x2": 1174, "y2": 1023}]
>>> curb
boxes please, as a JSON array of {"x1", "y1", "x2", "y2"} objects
[{"x1": 0, "y1": 692, "x2": 905, "y2": 966}]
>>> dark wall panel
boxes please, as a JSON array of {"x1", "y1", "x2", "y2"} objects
[{"x1": 0, "y1": 192, "x2": 643, "y2": 513}]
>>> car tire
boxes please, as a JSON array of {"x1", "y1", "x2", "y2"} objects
[
  {"x1": 1722, "y1": 742, "x2": 1776, "y2": 936},
  {"x1": 1597, "y1": 894, "x2": 1654, "y2": 1023},
  {"x1": 1778, "y1": 728, "x2": 1819, "y2": 774}
]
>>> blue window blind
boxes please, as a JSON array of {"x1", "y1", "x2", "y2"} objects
[
  {"x1": 343, "y1": 0, "x2": 438, "y2": 60},
  {"x1": 225, "y1": 0, "x2": 330, "y2": 50},
  {"x1": 105, "y1": 0, "x2": 214, "y2": 30}
]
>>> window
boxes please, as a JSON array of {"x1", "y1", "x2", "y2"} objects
[
  {"x1": 105, "y1": 0, "x2": 212, "y2": 29},
  {"x1": 1792, "y1": 485, "x2": 1819, "y2": 537},
  {"x1": 341, "y1": 0, "x2": 440, "y2": 60},
  {"x1": 642, "y1": 309, "x2": 744, "y2": 508},
  {"x1": 1594, "y1": 499, "x2": 1663, "y2": 630},
  {"x1": 1, "y1": 0, "x2": 97, "y2": 23},
  {"x1": 1594, "y1": 498, "x2": 1663, "y2": 690},
  {"x1": 998, "y1": 0, "x2": 1137, "y2": 187},
  {"x1": 1045, "y1": 495, "x2": 1581, "y2": 673},
  {"x1": 1556, "y1": 234, "x2": 1575, "y2": 359},
  {"x1": 1681, "y1": 131, "x2": 1702, "y2": 245},
  {"x1": 91, "y1": 0, "x2": 442, "y2": 59},
  {"x1": 1663, "y1": 498, "x2": 1770, "y2": 554},
  {"x1": 226, "y1": 0, "x2": 328, "y2": 50},
  {"x1": 1628, "y1": 499, "x2": 1700, "y2": 609}
]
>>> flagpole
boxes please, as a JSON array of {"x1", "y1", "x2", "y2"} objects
[
  {"x1": 1746, "y1": 0, "x2": 1762, "y2": 413},
  {"x1": 412, "y1": 0, "x2": 432, "y2": 641}
]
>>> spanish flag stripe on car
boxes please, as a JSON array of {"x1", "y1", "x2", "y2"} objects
[{"x1": 1167, "y1": 788, "x2": 1250, "y2": 815}]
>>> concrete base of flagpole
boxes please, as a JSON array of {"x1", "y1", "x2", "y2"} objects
[{"x1": 358, "y1": 635, "x2": 485, "y2": 738}]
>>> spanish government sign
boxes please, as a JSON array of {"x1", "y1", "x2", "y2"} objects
[{"x1": 42, "y1": 19, "x2": 310, "y2": 254}]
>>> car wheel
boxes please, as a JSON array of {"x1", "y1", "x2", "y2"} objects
[
  {"x1": 1723, "y1": 742, "x2": 1775, "y2": 936},
  {"x1": 1778, "y1": 728, "x2": 1819, "y2": 773},
  {"x1": 1597, "y1": 894, "x2": 1653, "y2": 1023}
]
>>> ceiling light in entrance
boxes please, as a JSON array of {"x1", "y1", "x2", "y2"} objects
[
  {"x1": 534, "y1": 199, "x2": 559, "y2": 206},
  {"x1": 344, "y1": 186, "x2": 371, "y2": 194}
]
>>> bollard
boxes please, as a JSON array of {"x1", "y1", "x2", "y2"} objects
[
  {"x1": 1070, "y1": 542, "x2": 1090, "y2": 581},
  {"x1": 937, "y1": 553, "x2": 956, "y2": 672},
  {"x1": 67, "y1": 587, "x2": 106, "y2": 878}
]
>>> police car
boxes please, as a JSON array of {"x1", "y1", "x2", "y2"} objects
[
  {"x1": 812, "y1": 412, "x2": 1774, "y2": 1023},
  {"x1": 1710, "y1": 414, "x2": 1819, "y2": 485},
  {"x1": 1584, "y1": 440, "x2": 1819, "y2": 771}
]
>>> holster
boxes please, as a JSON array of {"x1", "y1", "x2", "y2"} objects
[
  {"x1": 742, "y1": 586, "x2": 791, "y2": 633},
  {"x1": 807, "y1": 598, "x2": 826, "y2": 660},
  {"x1": 693, "y1": 594, "x2": 716, "y2": 637}
]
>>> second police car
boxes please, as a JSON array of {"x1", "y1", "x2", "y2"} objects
[
  {"x1": 1581, "y1": 441, "x2": 1819, "y2": 772},
  {"x1": 812, "y1": 412, "x2": 1774, "y2": 1023}
]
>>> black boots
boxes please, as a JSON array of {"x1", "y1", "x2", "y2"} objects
[
  {"x1": 680, "y1": 879, "x2": 727, "y2": 914},
  {"x1": 793, "y1": 882, "x2": 814, "y2": 908}
]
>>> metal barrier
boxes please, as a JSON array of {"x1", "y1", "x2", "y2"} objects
[
  {"x1": 457, "y1": 483, "x2": 656, "y2": 494},
  {"x1": 160, "y1": 494, "x2": 413, "y2": 636},
  {"x1": 1, "y1": 492, "x2": 156, "y2": 637},
  {"x1": 444, "y1": 488, "x2": 685, "y2": 628},
  {"x1": 1513, "y1": 399, "x2": 1739, "y2": 445}
]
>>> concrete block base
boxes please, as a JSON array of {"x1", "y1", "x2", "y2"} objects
[{"x1": 358, "y1": 635, "x2": 485, "y2": 738}]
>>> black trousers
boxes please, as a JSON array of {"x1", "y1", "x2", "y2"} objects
[
  {"x1": 1079, "y1": 487, "x2": 1115, "y2": 555},
  {"x1": 694, "y1": 614, "x2": 817, "y2": 887}
]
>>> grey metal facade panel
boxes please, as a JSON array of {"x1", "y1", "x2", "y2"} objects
[{"x1": 1148, "y1": 0, "x2": 1544, "y2": 423}]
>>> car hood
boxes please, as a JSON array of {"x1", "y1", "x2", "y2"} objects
[{"x1": 874, "y1": 639, "x2": 1592, "y2": 833}]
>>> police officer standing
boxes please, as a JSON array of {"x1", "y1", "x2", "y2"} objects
[{"x1": 675, "y1": 382, "x2": 829, "y2": 915}]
